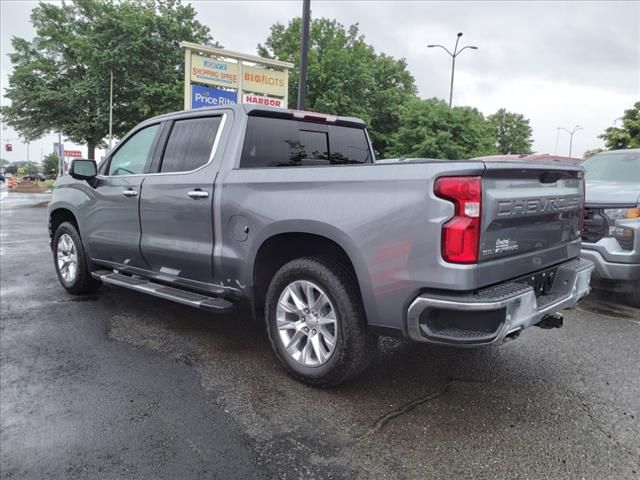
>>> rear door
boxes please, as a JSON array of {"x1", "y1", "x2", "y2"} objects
[
  {"x1": 478, "y1": 162, "x2": 584, "y2": 287},
  {"x1": 138, "y1": 113, "x2": 226, "y2": 286},
  {"x1": 85, "y1": 123, "x2": 162, "y2": 267}
]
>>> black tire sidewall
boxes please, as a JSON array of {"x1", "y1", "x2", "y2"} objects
[
  {"x1": 265, "y1": 257, "x2": 369, "y2": 385},
  {"x1": 53, "y1": 222, "x2": 96, "y2": 294}
]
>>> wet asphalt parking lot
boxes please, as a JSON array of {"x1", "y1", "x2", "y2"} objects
[{"x1": 1, "y1": 196, "x2": 639, "y2": 479}]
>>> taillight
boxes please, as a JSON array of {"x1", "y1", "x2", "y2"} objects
[{"x1": 434, "y1": 176, "x2": 482, "y2": 264}]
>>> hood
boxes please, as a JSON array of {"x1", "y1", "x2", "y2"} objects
[{"x1": 585, "y1": 180, "x2": 640, "y2": 206}]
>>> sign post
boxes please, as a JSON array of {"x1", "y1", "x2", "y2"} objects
[{"x1": 180, "y1": 42, "x2": 294, "y2": 111}]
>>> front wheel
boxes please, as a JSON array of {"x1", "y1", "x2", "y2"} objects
[
  {"x1": 53, "y1": 222, "x2": 101, "y2": 294},
  {"x1": 265, "y1": 257, "x2": 376, "y2": 387},
  {"x1": 626, "y1": 281, "x2": 640, "y2": 308}
]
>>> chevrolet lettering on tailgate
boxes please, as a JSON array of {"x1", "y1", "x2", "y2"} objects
[{"x1": 497, "y1": 196, "x2": 581, "y2": 217}]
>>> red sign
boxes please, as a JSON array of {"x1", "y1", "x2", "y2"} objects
[
  {"x1": 64, "y1": 150, "x2": 82, "y2": 158},
  {"x1": 5, "y1": 143, "x2": 12, "y2": 152},
  {"x1": 242, "y1": 93, "x2": 284, "y2": 108}
]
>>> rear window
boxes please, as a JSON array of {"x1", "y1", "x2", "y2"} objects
[
  {"x1": 240, "y1": 117, "x2": 371, "y2": 168},
  {"x1": 160, "y1": 116, "x2": 222, "y2": 173}
]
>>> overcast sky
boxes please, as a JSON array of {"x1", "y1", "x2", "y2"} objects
[{"x1": 1, "y1": 0, "x2": 639, "y2": 162}]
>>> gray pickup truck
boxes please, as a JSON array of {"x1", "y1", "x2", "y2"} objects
[
  {"x1": 581, "y1": 149, "x2": 640, "y2": 306},
  {"x1": 49, "y1": 104, "x2": 593, "y2": 386}
]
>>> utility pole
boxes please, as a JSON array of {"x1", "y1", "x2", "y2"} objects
[
  {"x1": 427, "y1": 32, "x2": 478, "y2": 108},
  {"x1": 57, "y1": 131, "x2": 63, "y2": 177},
  {"x1": 554, "y1": 127, "x2": 561, "y2": 155},
  {"x1": 558, "y1": 125, "x2": 583, "y2": 157},
  {"x1": 109, "y1": 69, "x2": 114, "y2": 150},
  {"x1": 297, "y1": 0, "x2": 311, "y2": 110}
]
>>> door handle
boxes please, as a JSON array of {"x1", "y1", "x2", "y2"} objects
[
  {"x1": 122, "y1": 189, "x2": 138, "y2": 197},
  {"x1": 188, "y1": 190, "x2": 209, "y2": 199}
]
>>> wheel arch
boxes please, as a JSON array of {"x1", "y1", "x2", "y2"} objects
[
  {"x1": 49, "y1": 207, "x2": 80, "y2": 247},
  {"x1": 251, "y1": 227, "x2": 370, "y2": 322}
]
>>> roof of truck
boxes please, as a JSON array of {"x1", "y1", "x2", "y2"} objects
[
  {"x1": 145, "y1": 104, "x2": 366, "y2": 128},
  {"x1": 471, "y1": 154, "x2": 583, "y2": 163}
]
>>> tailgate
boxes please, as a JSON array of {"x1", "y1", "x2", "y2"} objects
[{"x1": 478, "y1": 161, "x2": 584, "y2": 288}]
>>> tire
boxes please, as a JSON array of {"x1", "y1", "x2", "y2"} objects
[
  {"x1": 626, "y1": 281, "x2": 640, "y2": 309},
  {"x1": 53, "y1": 221, "x2": 101, "y2": 294},
  {"x1": 265, "y1": 256, "x2": 376, "y2": 387}
]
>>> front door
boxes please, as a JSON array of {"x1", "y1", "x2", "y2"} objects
[
  {"x1": 139, "y1": 114, "x2": 225, "y2": 285},
  {"x1": 84, "y1": 123, "x2": 162, "y2": 268}
]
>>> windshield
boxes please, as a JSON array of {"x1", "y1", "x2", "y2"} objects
[{"x1": 582, "y1": 151, "x2": 640, "y2": 183}]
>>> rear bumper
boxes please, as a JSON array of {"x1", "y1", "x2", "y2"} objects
[{"x1": 405, "y1": 258, "x2": 593, "y2": 346}]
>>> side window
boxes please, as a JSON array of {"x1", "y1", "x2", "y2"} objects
[
  {"x1": 240, "y1": 117, "x2": 299, "y2": 168},
  {"x1": 160, "y1": 116, "x2": 222, "y2": 173},
  {"x1": 108, "y1": 124, "x2": 160, "y2": 176},
  {"x1": 328, "y1": 125, "x2": 371, "y2": 164},
  {"x1": 240, "y1": 116, "x2": 371, "y2": 168}
]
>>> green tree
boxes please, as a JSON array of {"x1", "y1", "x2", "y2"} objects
[
  {"x1": 24, "y1": 162, "x2": 40, "y2": 175},
  {"x1": 387, "y1": 98, "x2": 497, "y2": 159},
  {"x1": 487, "y1": 108, "x2": 533, "y2": 154},
  {"x1": 1, "y1": 0, "x2": 214, "y2": 159},
  {"x1": 0, "y1": 158, "x2": 9, "y2": 168},
  {"x1": 258, "y1": 17, "x2": 417, "y2": 156},
  {"x1": 42, "y1": 153, "x2": 59, "y2": 175},
  {"x1": 5, "y1": 165, "x2": 18, "y2": 175},
  {"x1": 583, "y1": 148, "x2": 604, "y2": 159},
  {"x1": 599, "y1": 101, "x2": 640, "y2": 149}
]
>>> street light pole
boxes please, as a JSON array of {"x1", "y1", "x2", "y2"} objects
[
  {"x1": 428, "y1": 32, "x2": 478, "y2": 108},
  {"x1": 558, "y1": 125, "x2": 584, "y2": 157},
  {"x1": 109, "y1": 69, "x2": 114, "y2": 150},
  {"x1": 297, "y1": 0, "x2": 311, "y2": 110}
]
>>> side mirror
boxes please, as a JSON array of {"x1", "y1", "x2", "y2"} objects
[{"x1": 70, "y1": 159, "x2": 97, "y2": 181}]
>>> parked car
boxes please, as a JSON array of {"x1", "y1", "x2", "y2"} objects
[
  {"x1": 47, "y1": 104, "x2": 593, "y2": 386},
  {"x1": 22, "y1": 173, "x2": 47, "y2": 182},
  {"x1": 0, "y1": 173, "x2": 5, "y2": 183},
  {"x1": 580, "y1": 149, "x2": 640, "y2": 306}
]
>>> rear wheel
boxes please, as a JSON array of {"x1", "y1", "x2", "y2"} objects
[
  {"x1": 265, "y1": 257, "x2": 376, "y2": 387},
  {"x1": 53, "y1": 222, "x2": 101, "y2": 294}
]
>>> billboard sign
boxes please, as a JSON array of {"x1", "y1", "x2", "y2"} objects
[
  {"x1": 64, "y1": 150, "x2": 82, "y2": 158},
  {"x1": 181, "y1": 43, "x2": 293, "y2": 111},
  {"x1": 242, "y1": 93, "x2": 285, "y2": 108},
  {"x1": 191, "y1": 85, "x2": 237, "y2": 109},
  {"x1": 191, "y1": 53, "x2": 239, "y2": 89}
]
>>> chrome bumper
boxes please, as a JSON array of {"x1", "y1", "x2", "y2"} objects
[{"x1": 406, "y1": 258, "x2": 594, "y2": 346}]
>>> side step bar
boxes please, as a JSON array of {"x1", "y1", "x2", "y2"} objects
[{"x1": 91, "y1": 270, "x2": 233, "y2": 313}]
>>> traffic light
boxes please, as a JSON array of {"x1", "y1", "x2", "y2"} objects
[{"x1": 5, "y1": 143, "x2": 12, "y2": 152}]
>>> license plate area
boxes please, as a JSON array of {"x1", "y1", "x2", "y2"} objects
[{"x1": 517, "y1": 266, "x2": 559, "y2": 297}]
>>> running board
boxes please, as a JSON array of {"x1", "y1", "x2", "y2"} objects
[{"x1": 91, "y1": 270, "x2": 233, "y2": 312}]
